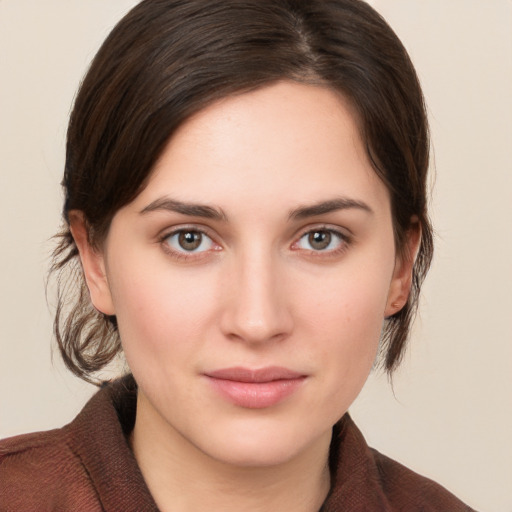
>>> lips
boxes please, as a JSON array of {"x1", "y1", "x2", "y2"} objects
[{"x1": 205, "y1": 366, "x2": 306, "y2": 409}]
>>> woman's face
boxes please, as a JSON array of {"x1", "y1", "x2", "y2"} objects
[{"x1": 81, "y1": 81, "x2": 411, "y2": 467}]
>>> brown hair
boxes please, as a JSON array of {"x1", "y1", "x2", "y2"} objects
[{"x1": 52, "y1": 0, "x2": 433, "y2": 383}]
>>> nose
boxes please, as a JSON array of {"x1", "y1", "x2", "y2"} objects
[{"x1": 219, "y1": 249, "x2": 294, "y2": 345}]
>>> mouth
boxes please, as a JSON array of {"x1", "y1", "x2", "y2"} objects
[{"x1": 204, "y1": 366, "x2": 307, "y2": 409}]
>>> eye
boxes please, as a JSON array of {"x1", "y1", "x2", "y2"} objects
[
  {"x1": 295, "y1": 229, "x2": 347, "y2": 252},
  {"x1": 164, "y1": 229, "x2": 216, "y2": 253}
]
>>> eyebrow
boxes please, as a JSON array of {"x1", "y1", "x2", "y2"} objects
[
  {"x1": 140, "y1": 196, "x2": 372, "y2": 222},
  {"x1": 140, "y1": 197, "x2": 227, "y2": 221},
  {"x1": 288, "y1": 197, "x2": 373, "y2": 220}
]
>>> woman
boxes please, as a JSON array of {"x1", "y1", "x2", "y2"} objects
[{"x1": 0, "y1": 0, "x2": 475, "y2": 510}]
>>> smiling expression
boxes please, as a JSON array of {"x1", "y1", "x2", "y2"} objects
[{"x1": 76, "y1": 81, "x2": 412, "y2": 467}]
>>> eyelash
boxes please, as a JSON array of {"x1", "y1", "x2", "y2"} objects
[
  {"x1": 159, "y1": 225, "x2": 351, "y2": 262},
  {"x1": 291, "y1": 226, "x2": 351, "y2": 258},
  {"x1": 159, "y1": 226, "x2": 220, "y2": 262}
]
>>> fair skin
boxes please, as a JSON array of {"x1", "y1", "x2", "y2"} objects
[{"x1": 71, "y1": 81, "x2": 418, "y2": 512}]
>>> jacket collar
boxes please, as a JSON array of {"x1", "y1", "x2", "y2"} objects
[{"x1": 67, "y1": 375, "x2": 390, "y2": 511}]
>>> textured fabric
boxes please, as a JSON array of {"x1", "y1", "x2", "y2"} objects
[
  {"x1": 0, "y1": 377, "x2": 157, "y2": 512},
  {"x1": 0, "y1": 376, "x2": 475, "y2": 511},
  {"x1": 323, "y1": 418, "x2": 476, "y2": 511}
]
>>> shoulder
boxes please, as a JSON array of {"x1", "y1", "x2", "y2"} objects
[
  {"x1": 325, "y1": 414, "x2": 477, "y2": 511},
  {"x1": 0, "y1": 425, "x2": 101, "y2": 510},
  {"x1": 370, "y1": 447, "x2": 476, "y2": 511},
  {"x1": 0, "y1": 377, "x2": 151, "y2": 512}
]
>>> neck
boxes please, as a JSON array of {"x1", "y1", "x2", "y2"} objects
[{"x1": 130, "y1": 392, "x2": 332, "y2": 512}]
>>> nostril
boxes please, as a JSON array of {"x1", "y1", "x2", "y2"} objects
[{"x1": 220, "y1": 300, "x2": 294, "y2": 344}]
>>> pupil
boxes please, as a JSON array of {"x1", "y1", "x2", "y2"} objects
[
  {"x1": 179, "y1": 231, "x2": 201, "y2": 250},
  {"x1": 309, "y1": 231, "x2": 331, "y2": 250}
]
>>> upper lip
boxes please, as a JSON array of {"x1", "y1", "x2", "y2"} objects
[{"x1": 205, "y1": 366, "x2": 305, "y2": 383}]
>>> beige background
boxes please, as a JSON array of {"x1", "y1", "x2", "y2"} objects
[{"x1": 1, "y1": 1, "x2": 511, "y2": 510}]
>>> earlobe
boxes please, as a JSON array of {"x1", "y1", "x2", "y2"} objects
[
  {"x1": 68, "y1": 211, "x2": 115, "y2": 316},
  {"x1": 385, "y1": 220, "x2": 422, "y2": 317}
]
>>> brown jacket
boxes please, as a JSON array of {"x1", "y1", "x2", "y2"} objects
[{"x1": 0, "y1": 376, "x2": 475, "y2": 511}]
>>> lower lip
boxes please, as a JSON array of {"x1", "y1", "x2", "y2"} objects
[{"x1": 206, "y1": 377, "x2": 306, "y2": 409}]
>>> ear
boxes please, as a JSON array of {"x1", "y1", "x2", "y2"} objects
[
  {"x1": 384, "y1": 219, "x2": 422, "y2": 317},
  {"x1": 68, "y1": 211, "x2": 115, "y2": 316}
]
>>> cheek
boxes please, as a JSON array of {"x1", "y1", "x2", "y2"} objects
[
  {"x1": 294, "y1": 257, "x2": 393, "y2": 406},
  {"x1": 313, "y1": 280, "x2": 384, "y2": 369},
  {"x1": 107, "y1": 255, "x2": 220, "y2": 364},
  {"x1": 299, "y1": 261, "x2": 391, "y2": 339}
]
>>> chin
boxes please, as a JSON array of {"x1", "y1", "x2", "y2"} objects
[
  {"x1": 196, "y1": 418, "x2": 331, "y2": 468},
  {"x1": 209, "y1": 441, "x2": 302, "y2": 468}
]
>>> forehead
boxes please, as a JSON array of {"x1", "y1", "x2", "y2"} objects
[{"x1": 132, "y1": 81, "x2": 389, "y2": 216}]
